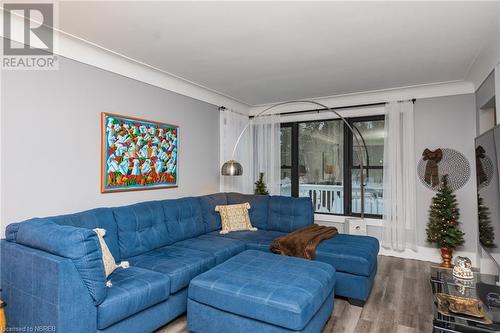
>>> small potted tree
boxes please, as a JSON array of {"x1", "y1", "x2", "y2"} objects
[
  {"x1": 254, "y1": 173, "x2": 269, "y2": 195},
  {"x1": 426, "y1": 175, "x2": 465, "y2": 268},
  {"x1": 478, "y1": 193, "x2": 495, "y2": 248}
]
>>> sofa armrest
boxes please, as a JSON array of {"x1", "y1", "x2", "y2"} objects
[
  {"x1": 6, "y1": 218, "x2": 107, "y2": 305},
  {"x1": 1, "y1": 240, "x2": 97, "y2": 333}
]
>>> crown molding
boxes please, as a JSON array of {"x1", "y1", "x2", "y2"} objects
[
  {"x1": 0, "y1": 9, "x2": 251, "y2": 114},
  {"x1": 249, "y1": 80, "x2": 475, "y2": 116},
  {"x1": 54, "y1": 32, "x2": 252, "y2": 113}
]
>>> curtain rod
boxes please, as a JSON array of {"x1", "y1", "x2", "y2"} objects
[
  {"x1": 219, "y1": 98, "x2": 416, "y2": 119},
  {"x1": 218, "y1": 106, "x2": 248, "y2": 117},
  {"x1": 246, "y1": 98, "x2": 416, "y2": 119}
]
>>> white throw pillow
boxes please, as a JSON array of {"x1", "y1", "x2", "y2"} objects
[{"x1": 93, "y1": 228, "x2": 129, "y2": 280}]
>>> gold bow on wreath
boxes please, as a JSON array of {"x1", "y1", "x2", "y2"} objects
[
  {"x1": 476, "y1": 145, "x2": 487, "y2": 185},
  {"x1": 422, "y1": 148, "x2": 443, "y2": 187}
]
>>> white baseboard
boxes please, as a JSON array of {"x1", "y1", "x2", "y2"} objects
[{"x1": 379, "y1": 246, "x2": 479, "y2": 267}]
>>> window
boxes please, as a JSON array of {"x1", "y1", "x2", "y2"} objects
[
  {"x1": 280, "y1": 125, "x2": 293, "y2": 196},
  {"x1": 280, "y1": 115, "x2": 385, "y2": 218}
]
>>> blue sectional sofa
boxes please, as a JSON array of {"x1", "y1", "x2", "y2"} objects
[{"x1": 1, "y1": 193, "x2": 379, "y2": 333}]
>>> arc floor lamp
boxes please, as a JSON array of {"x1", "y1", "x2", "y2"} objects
[{"x1": 220, "y1": 100, "x2": 368, "y2": 218}]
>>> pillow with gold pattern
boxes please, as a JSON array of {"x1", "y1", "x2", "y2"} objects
[{"x1": 215, "y1": 203, "x2": 258, "y2": 234}]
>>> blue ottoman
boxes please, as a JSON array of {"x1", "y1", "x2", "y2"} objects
[{"x1": 187, "y1": 250, "x2": 335, "y2": 333}]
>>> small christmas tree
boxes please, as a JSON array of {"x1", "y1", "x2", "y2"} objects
[
  {"x1": 254, "y1": 173, "x2": 269, "y2": 195},
  {"x1": 478, "y1": 194, "x2": 495, "y2": 248},
  {"x1": 426, "y1": 175, "x2": 465, "y2": 249}
]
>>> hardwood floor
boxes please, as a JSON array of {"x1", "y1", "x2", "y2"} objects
[{"x1": 156, "y1": 255, "x2": 434, "y2": 333}]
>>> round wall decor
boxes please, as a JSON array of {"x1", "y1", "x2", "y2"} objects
[
  {"x1": 417, "y1": 148, "x2": 470, "y2": 191},
  {"x1": 476, "y1": 145, "x2": 494, "y2": 190}
]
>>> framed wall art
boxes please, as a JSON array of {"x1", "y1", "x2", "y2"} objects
[{"x1": 101, "y1": 113, "x2": 179, "y2": 193}]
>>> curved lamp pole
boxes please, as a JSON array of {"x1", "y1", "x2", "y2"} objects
[{"x1": 221, "y1": 100, "x2": 367, "y2": 218}]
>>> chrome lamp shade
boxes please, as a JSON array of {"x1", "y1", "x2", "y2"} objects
[{"x1": 221, "y1": 160, "x2": 243, "y2": 176}]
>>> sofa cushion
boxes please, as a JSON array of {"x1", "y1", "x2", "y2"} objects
[
  {"x1": 267, "y1": 196, "x2": 314, "y2": 233},
  {"x1": 198, "y1": 193, "x2": 227, "y2": 232},
  {"x1": 97, "y1": 266, "x2": 170, "y2": 329},
  {"x1": 6, "y1": 218, "x2": 107, "y2": 305},
  {"x1": 226, "y1": 193, "x2": 270, "y2": 230},
  {"x1": 127, "y1": 246, "x2": 215, "y2": 293},
  {"x1": 173, "y1": 235, "x2": 245, "y2": 264},
  {"x1": 188, "y1": 250, "x2": 335, "y2": 331},
  {"x1": 113, "y1": 201, "x2": 169, "y2": 258},
  {"x1": 160, "y1": 197, "x2": 205, "y2": 243},
  {"x1": 207, "y1": 230, "x2": 286, "y2": 252},
  {"x1": 315, "y1": 234, "x2": 380, "y2": 277},
  {"x1": 49, "y1": 208, "x2": 121, "y2": 260}
]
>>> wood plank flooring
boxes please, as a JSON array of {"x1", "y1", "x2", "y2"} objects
[{"x1": 156, "y1": 255, "x2": 434, "y2": 333}]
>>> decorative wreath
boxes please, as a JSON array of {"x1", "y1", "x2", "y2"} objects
[
  {"x1": 417, "y1": 148, "x2": 471, "y2": 191},
  {"x1": 476, "y1": 145, "x2": 494, "y2": 190}
]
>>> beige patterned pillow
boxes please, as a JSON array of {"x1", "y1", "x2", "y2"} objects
[
  {"x1": 215, "y1": 203, "x2": 258, "y2": 234},
  {"x1": 93, "y1": 228, "x2": 129, "y2": 279}
]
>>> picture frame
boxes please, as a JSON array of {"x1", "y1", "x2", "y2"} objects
[{"x1": 101, "y1": 112, "x2": 179, "y2": 193}]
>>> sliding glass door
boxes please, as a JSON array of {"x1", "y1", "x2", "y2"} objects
[
  {"x1": 280, "y1": 115, "x2": 385, "y2": 218},
  {"x1": 350, "y1": 117, "x2": 385, "y2": 216},
  {"x1": 298, "y1": 120, "x2": 344, "y2": 214}
]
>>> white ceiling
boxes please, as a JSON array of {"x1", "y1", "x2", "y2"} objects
[{"x1": 58, "y1": 1, "x2": 499, "y2": 106}]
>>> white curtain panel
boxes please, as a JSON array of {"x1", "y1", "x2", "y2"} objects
[
  {"x1": 250, "y1": 114, "x2": 281, "y2": 195},
  {"x1": 219, "y1": 109, "x2": 253, "y2": 193},
  {"x1": 382, "y1": 101, "x2": 417, "y2": 251}
]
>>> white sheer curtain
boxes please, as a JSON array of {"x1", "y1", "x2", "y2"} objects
[
  {"x1": 250, "y1": 114, "x2": 281, "y2": 195},
  {"x1": 495, "y1": 63, "x2": 500, "y2": 124},
  {"x1": 219, "y1": 108, "x2": 252, "y2": 193},
  {"x1": 382, "y1": 101, "x2": 417, "y2": 251}
]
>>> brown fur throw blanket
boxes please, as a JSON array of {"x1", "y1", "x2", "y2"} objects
[{"x1": 270, "y1": 224, "x2": 338, "y2": 260}]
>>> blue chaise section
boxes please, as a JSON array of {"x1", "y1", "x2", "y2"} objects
[
  {"x1": 2, "y1": 192, "x2": 379, "y2": 332},
  {"x1": 315, "y1": 234, "x2": 379, "y2": 302}
]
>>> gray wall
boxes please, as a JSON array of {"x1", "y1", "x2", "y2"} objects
[
  {"x1": 414, "y1": 94, "x2": 478, "y2": 252},
  {"x1": 476, "y1": 72, "x2": 496, "y2": 112},
  {"x1": 1, "y1": 56, "x2": 220, "y2": 233},
  {"x1": 476, "y1": 71, "x2": 497, "y2": 134}
]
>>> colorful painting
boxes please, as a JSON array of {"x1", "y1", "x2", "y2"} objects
[{"x1": 101, "y1": 113, "x2": 179, "y2": 193}]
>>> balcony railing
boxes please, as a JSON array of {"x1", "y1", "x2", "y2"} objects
[{"x1": 281, "y1": 183, "x2": 383, "y2": 215}]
